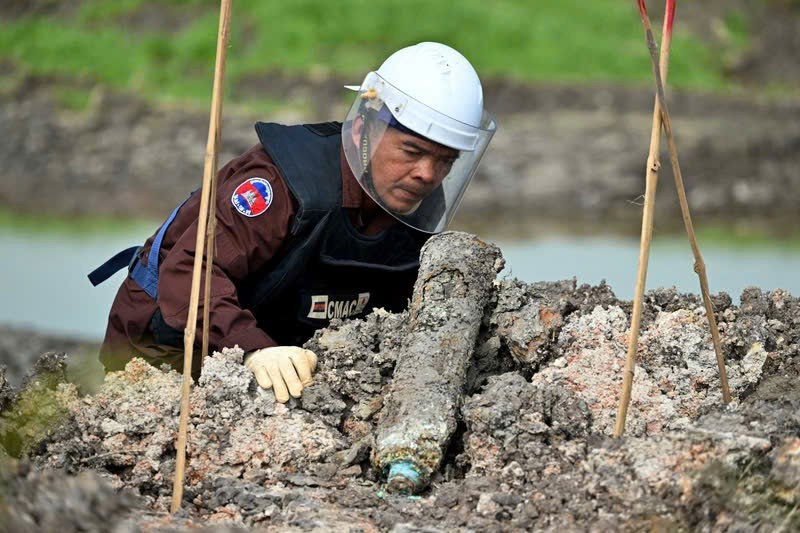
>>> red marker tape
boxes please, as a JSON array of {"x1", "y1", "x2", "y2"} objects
[
  {"x1": 637, "y1": 0, "x2": 648, "y2": 18},
  {"x1": 666, "y1": 0, "x2": 676, "y2": 34}
]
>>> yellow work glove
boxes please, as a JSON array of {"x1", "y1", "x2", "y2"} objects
[{"x1": 244, "y1": 346, "x2": 318, "y2": 403}]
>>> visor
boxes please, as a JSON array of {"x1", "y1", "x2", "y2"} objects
[{"x1": 342, "y1": 73, "x2": 496, "y2": 233}]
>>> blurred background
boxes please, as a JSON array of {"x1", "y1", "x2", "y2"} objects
[{"x1": 0, "y1": 0, "x2": 799, "y2": 382}]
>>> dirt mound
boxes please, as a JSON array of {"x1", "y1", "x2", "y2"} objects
[
  {"x1": 1, "y1": 232, "x2": 798, "y2": 530},
  {"x1": 0, "y1": 465, "x2": 140, "y2": 533}
]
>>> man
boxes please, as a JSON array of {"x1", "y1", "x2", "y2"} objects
[{"x1": 91, "y1": 42, "x2": 497, "y2": 403}]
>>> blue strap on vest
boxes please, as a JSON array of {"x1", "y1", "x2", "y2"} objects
[
  {"x1": 128, "y1": 198, "x2": 187, "y2": 299},
  {"x1": 87, "y1": 195, "x2": 191, "y2": 299},
  {"x1": 87, "y1": 245, "x2": 142, "y2": 287}
]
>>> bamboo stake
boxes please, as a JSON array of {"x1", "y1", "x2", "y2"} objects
[
  {"x1": 614, "y1": 0, "x2": 676, "y2": 438},
  {"x1": 171, "y1": 0, "x2": 233, "y2": 513},
  {"x1": 637, "y1": 0, "x2": 732, "y2": 402},
  {"x1": 201, "y1": 152, "x2": 219, "y2": 359}
]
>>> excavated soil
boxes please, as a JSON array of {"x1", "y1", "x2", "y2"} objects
[{"x1": 1, "y1": 232, "x2": 798, "y2": 532}]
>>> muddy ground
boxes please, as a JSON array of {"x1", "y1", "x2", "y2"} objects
[
  {"x1": 2, "y1": 78, "x2": 799, "y2": 237},
  {"x1": 0, "y1": 326, "x2": 99, "y2": 389},
  {"x1": 1, "y1": 232, "x2": 798, "y2": 531}
]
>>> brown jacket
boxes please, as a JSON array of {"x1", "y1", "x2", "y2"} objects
[{"x1": 100, "y1": 144, "x2": 396, "y2": 375}]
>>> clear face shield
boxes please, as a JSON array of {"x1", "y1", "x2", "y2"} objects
[{"x1": 342, "y1": 72, "x2": 497, "y2": 234}]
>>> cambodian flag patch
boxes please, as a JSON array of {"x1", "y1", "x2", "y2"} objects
[{"x1": 231, "y1": 177, "x2": 273, "y2": 217}]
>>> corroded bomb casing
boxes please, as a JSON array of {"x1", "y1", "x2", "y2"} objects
[{"x1": 372, "y1": 232, "x2": 503, "y2": 493}]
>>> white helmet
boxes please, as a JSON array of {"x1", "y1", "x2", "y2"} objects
[{"x1": 342, "y1": 42, "x2": 497, "y2": 233}]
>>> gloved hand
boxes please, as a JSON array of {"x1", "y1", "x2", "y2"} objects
[{"x1": 244, "y1": 346, "x2": 318, "y2": 403}]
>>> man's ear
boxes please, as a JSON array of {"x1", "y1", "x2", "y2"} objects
[{"x1": 351, "y1": 114, "x2": 364, "y2": 147}]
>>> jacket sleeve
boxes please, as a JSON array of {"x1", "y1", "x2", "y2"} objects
[{"x1": 155, "y1": 147, "x2": 295, "y2": 354}]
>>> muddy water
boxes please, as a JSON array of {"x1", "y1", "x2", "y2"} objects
[
  {"x1": 0, "y1": 224, "x2": 154, "y2": 340},
  {"x1": 496, "y1": 235, "x2": 800, "y2": 303},
  {"x1": 1, "y1": 223, "x2": 798, "y2": 340}
]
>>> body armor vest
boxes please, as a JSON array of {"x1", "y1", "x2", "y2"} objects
[{"x1": 243, "y1": 121, "x2": 427, "y2": 345}]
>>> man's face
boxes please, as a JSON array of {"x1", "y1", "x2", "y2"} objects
[{"x1": 363, "y1": 125, "x2": 459, "y2": 214}]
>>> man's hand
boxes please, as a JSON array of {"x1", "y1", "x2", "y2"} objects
[{"x1": 244, "y1": 346, "x2": 318, "y2": 403}]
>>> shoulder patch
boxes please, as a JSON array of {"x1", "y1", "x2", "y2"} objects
[{"x1": 232, "y1": 177, "x2": 273, "y2": 217}]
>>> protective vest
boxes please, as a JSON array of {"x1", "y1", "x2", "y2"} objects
[
  {"x1": 244, "y1": 121, "x2": 428, "y2": 345},
  {"x1": 89, "y1": 122, "x2": 428, "y2": 348}
]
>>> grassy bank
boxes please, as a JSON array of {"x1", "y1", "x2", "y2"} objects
[
  {"x1": 0, "y1": 0, "x2": 740, "y2": 109},
  {"x1": 0, "y1": 208, "x2": 156, "y2": 236}
]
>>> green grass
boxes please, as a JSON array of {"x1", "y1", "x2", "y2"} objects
[
  {"x1": 0, "y1": 0, "x2": 739, "y2": 110},
  {"x1": 0, "y1": 208, "x2": 156, "y2": 236},
  {"x1": 53, "y1": 86, "x2": 92, "y2": 110},
  {"x1": 695, "y1": 224, "x2": 800, "y2": 251},
  {"x1": 723, "y1": 10, "x2": 749, "y2": 49}
]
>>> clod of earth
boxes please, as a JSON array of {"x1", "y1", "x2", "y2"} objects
[{"x1": 1, "y1": 231, "x2": 798, "y2": 531}]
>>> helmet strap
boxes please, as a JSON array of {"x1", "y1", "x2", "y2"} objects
[{"x1": 358, "y1": 107, "x2": 381, "y2": 202}]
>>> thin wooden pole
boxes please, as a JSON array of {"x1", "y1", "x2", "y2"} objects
[
  {"x1": 171, "y1": 0, "x2": 233, "y2": 513},
  {"x1": 636, "y1": 0, "x2": 731, "y2": 405},
  {"x1": 201, "y1": 154, "x2": 219, "y2": 359},
  {"x1": 614, "y1": 0, "x2": 676, "y2": 438}
]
